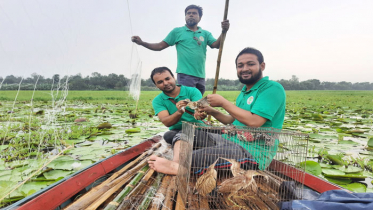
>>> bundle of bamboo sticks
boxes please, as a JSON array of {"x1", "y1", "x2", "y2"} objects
[{"x1": 64, "y1": 142, "x2": 182, "y2": 210}]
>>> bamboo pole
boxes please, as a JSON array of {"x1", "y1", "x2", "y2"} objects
[
  {"x1": 137, "y1": 173, "x2": 165, "y2": 210},
  {"x1": 104, "y1": 165, "x2": 150, "y2": 210},
  {"x1": 150, "y1": 175, "x2": 172, "y2": 210},
  {"x1": 116, "y1": 168, "x2": 155, "y2": 209},
  {"x1": 208, "y1": 0, "x2": 230, "y2": 121},
  {"x1": 68, "y1": 159, "x2": 148, "y2": 210},
  {"x1": 175, "y1": 193, "x2": 186, "y2": 210},
  {"x1": 161, "y1": 176, "x2": 177, "y2": 210},
  {"x1": 66, "y1": 142, "x2": 161, "y2": 210}
]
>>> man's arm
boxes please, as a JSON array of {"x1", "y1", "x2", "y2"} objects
[
  {"x1": 197, "y1": 105, "x2": 235, "y2": 124},
  {"x1": 207, "y1": 94, "x2": 267, "y2": 127},
  {"x1": 157, "y1": 100, "x2": 189, "y2": 127},
  {"x1": 131, "y1": 36, "x2": 169, "y2": 51},
  {"x1": 210, "y1": 20, "x2": 230, "y2": 49}
]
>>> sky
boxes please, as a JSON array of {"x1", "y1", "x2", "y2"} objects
[{"x1": 0, "y1": 0, "x2": 372, "y2": 83}]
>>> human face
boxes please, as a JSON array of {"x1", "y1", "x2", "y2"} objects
[
  {"x1": 153, "y1": 71, "x2": 176, "y2": 94},
  {"x1": 185, "y1": 9, "x2": 200, "y2": 27},
  {"x1": 236, "y1": 53, "x2": 265, "y2": 85}
]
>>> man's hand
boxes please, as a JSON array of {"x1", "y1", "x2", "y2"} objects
[
  {"x1": 221, "y1": 20, "x2": 230, "y2": 33},
  {"x1": 207, "y1": 94, "x2": 229, "y2": 108},
  {"x1": 194, "y1": 107, "x2": 208, "y2": 120},
  {"x1": 197, "y1": 105, "x2": 215, "y2": 115},
  {"x1": 131, "y1": 36, "x2": 143, "y2": 45},
  {"x1": 175, "y1": 100, "x2": 189, "y2": 113}
]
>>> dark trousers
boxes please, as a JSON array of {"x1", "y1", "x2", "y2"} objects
[
  {"x1": 177, "y1": 73, "x2": 206, "y2": 95},
  {"x1": 171, "y1": 130, "x2": 257, "y2": 174}
]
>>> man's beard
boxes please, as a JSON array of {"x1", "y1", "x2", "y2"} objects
[
  {"x1": 186, "y1": 19, "x2": 197, "y2": 27},
  {"x1": 238, "y1": 68, "x2": 263, "y2": 85},
  {"x1": 162, "y1": 84, "x2": 176, "y2": 94}
]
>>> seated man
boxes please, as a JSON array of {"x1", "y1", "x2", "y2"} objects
[{"x1": 149, "y1": 47, "x2": 286, "y2": 175}]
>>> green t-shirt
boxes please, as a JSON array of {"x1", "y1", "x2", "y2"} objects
[
  {"x1": 163, "y1": 26, "x2": 216, "y2": 78},
  {"x1": 152, "y1": 85, "x2": 204, "y2": 130},
  {"x1": 227, "y1": 77, "x2": 286, "y2": 170}
]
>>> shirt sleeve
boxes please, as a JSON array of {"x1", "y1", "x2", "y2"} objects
[
  {"x1": 205, "y1": 31, "x2": 217, "y2": 47},
  {"x1": 189, "y1": 87, "x2": 203, "y2": 101},
  {"x1": 152, "y1": 97, "x2": 168, "y2": 116},
  {"x1": 163, "y1": 28, "x2": 177, "y2": 46},
  {"x1": 250, "y1": 85, "x2": 285, "y2": 121}
]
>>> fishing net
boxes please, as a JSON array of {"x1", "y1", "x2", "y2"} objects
[{"x1": 176, "y1": 122, "x2": 309, "y2": 209}]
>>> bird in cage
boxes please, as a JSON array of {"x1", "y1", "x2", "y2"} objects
[
  {"x1": 194, "y1": 158, "x2": 219, "y2": 197},
  {"x1": 220, "y1": 158, "x2": 246, "y2": 177},
  {"x1": 219, "y1": 169, "x2": 269, "y2": 198}
]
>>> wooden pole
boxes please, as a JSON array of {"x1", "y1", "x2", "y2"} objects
[
  {"x1": 208, "y1": 0, "x2": 230, "y2": 121},
  {"x1": 212, "y1": 0, "x2": 230, "y2": 94}
]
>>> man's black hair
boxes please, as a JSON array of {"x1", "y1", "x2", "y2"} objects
[
  {"x1": 185, "y1": 5, "x2": 203, "y2": 17},
  {"x1": 150, "y1": 67, "x2": 174, "y2": 84},
  {"x1": 235, "y1": 47, "x2": 264, "y2": 66}
]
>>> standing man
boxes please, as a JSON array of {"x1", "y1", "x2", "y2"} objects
[
  {"x1": 131, "y1": 5, "x2": 230, "y2": 95},
  {"x1": 148, "y1": 47, "x2": 286, "y2": 175}
]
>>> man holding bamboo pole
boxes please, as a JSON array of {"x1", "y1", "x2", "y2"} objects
[{"x1": 131, "y1": 4, "x2": 229, "y2": 95}]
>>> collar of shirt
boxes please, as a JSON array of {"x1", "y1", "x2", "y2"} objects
[
  {"x1": 183, "y1": 25, "x2": 202, "y2": 33},
  {"x1": 160, "y1": 85, "x2": 185, "y2": 100},
  {"x1": 241, "y1": 76, "x2": 269, "y2": 93}
]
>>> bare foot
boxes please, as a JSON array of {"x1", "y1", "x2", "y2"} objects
[{"x1": 148, "y1": 155, "x2": 179, "y2": 175}]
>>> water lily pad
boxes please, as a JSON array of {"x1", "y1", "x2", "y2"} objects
[
  {"x1": 338, "y1": 140, "x2": 360, "y2": 145},
  {"x1": 333, "y1": 165, "x2": 363, "y2": 174},
  {"x1": 125, "y1": 127, "x2": 141, "y2": 134},
  {"x1": 322, "y1": 169, "x2": 345, "y2": 176},
  {"x1": 19, "y1": 181, "x2": 55, "y2": 196},
  {"x1": 0, "y1": 145, "x2": 8, "y2": 151},
  {"x1": 300, "y1": 161, "x2": 321, "y2": 176},
  {"x1": 0, "y1": 180, "x2": 23, "y2": 199},
  {"x1": 342, "y1": 182, "x2": 366, "y2": 193},
  {"x1": 97, "y1": 122, "x2": 112, "y2": 129},
  {"x1": 320, "y1": 163, "x2": 333, "y2": 168},
  {"x1": 325, "y1": 177, "x2": 352, "y2": 185},
  {"x1": 43, "y1": 170, "x2": 73, "y2": 180}
]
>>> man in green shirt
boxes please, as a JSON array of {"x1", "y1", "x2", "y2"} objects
[
  {"x1": 151, "y1": 66, "x2": 204, "y2": 145},
  {"x1": 131, "y1": 5, "x2": 229, "y2": 95},
  {"x1": 198, "y1": 47, "x2": 286, "y2": 170}
]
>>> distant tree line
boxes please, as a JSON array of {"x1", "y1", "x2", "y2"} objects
[{"x1": 1, "y1": 73, "x2": 373, "y2": 91}]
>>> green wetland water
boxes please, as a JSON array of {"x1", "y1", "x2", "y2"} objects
[{"x1": 0, "y1": 90, "x2": 373, "y2": 206}]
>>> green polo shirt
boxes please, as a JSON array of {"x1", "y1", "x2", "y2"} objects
[
  {"x1": 152, "y1": 85, "x2": 204, "y2": 130},
  {"x1": 163, "y1": 26, "x2": 216, "y2": 78},
  {"x1": 226, "y1": 77, "x2": 286, "y2": 170}
]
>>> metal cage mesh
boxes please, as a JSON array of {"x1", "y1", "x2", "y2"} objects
[{"x1": 176, "y1": 122, "x2": 309, "y2": 210}]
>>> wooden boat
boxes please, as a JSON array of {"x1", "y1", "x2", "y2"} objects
[{"x1": 4, "y1": 135, "x2": 343, "y2": 210}]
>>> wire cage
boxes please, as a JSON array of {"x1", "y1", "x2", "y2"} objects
[{"x1": 176, "y1": 122, "x2": 309, "y2": 210}]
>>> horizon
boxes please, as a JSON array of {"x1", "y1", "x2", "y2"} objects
[{"x1": 1, "y1": 0, "x2": 372, "y2": 83}]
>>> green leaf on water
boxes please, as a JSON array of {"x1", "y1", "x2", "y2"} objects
[
  {"x1": 343, "y1": 182, "x2": 366, "y2": 193},
  {"x1": 125, "y1": 127, "x2": 141, "y2": 134},
  {"x1": 19, "y1": 181, "x2": 55, "y2": 196},
  {"x1": 332, "y1": 165, "x2": 363, "y2": 174},
  {"x1": 322, "y1": 169, "x2": 345, "y2": 176},
  {"x1": 43, "y1": 170, "x2": 73, "y2": 180},
  {"x1": 0, "y1": 145, "x2": 8, "y2": 151},
  {"x1": 325, "y1": 177, "x2": 352, "y2": 185},
  {"x1": 338, "y1": 140, "x2": 360, "y2": 145},
  {"x1": 320, "y1": 163, "x2": 333, "y2": 168},
  {"x1": 367, "y1": 136, "x2": 373, "y2": 147},
  {"x1": 300, "y1": 160, "x2": 321, "y2": 176}
]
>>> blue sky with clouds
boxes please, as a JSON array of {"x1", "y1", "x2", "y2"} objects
[{"x1": 1, "y1": 0, "x2": 372, "y2": 82}]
